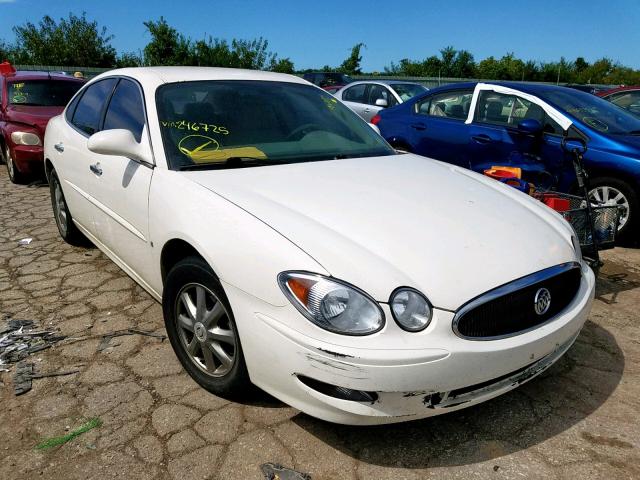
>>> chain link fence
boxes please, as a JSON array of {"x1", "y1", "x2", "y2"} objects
[{"x1": 12, "y1": 65, "x2": 614, "y2": 89}]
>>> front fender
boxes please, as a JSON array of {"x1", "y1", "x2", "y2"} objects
[{"x1": 148, "y1": 168, "x2": 328, "y2": 306}]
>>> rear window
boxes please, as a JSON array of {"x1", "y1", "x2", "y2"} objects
[{"x1": 7, "y1": 80, "x2": 83, "y2": 107}]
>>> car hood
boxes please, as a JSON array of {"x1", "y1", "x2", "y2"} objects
[
  {"x1": 6, "y1": 105, "x2": 64, "y2": 136},
  {"x1": 188, "y1": 154, "x2": 577, "y2": 310}
]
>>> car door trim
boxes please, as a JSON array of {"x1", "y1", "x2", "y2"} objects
[
  {"x1": 64, "y1": 179, "x2": 147, "y2": 242},
  {"x1": 72, "y1": 219, "x2": 161, "y2": 301}
]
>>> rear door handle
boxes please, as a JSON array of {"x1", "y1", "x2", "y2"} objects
[
  {"x1": 471, "y1": 134, "x2": 492, "y2": 144},
  {"x1": 411, "y1": 123, "x2": 426, "y2": 131},
  {"x1": 89, "y1": 163, "x2": 103, "y2": 176},
  {"x1": 363, "y1": 107, "x2": 371, "y2": 113},
  {"x1": 54, "y1": 142, "x2": 64, "y2": 152}
]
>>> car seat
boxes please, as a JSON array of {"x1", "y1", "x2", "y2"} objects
[
  {"x1": 447, "y1": 104, "x2": 465, "y2": 119},
  {"x1": 484, "y1": 100, "x2": 503, "y2": 122}
]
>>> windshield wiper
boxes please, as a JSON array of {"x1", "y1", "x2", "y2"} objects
[{"x1": 178, "y1": 157, "x2": 279, "y2": 171}]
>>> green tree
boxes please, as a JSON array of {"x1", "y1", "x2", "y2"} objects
[
  {"x1": 340, "y1": 43, "x2": 365, "y2": 75},
  {"x1": 116, "y1": 51, "x2": 143, "y2": 68},
  {"x1": 12, "y1": 12, "x2": 116, "y2": 66},
  {"x1": 143, "y1": 17, "x2": 193, "y2": 65},
  {"x1": 270, "y1": 57, "x2": 295, "y2": 73}
]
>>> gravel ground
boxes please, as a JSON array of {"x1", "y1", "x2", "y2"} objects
[{"x1": 0, "y1": 167, "x2": 639, "y2": 480}]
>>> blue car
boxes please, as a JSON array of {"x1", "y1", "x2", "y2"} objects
[{"x1": 373, "y1": 81, "x2": 640, "y2": 240}]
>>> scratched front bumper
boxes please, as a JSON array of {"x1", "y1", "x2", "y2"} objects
[{"x1": 225, "y1": 264, "x2": 594, "y2": 425}]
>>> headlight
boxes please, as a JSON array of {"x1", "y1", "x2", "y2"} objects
[
  {"x1": 278, "y1": 272, "x2": 384, "y2": 335},
  {"x1": 390, "y1": 288, "x2": 432, "y2": 332},
  {"x1": 11, "y1": 131, "x2": 42, "y2": 146}
]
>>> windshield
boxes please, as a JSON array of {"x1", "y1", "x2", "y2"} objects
[
  {"x1": 540, "y1": 88, "x2": 640, "y2": 135},
  {"x1": 391, "y1": 83, "x2": 427, "y2": 102},
  {"x1": 7, "y1": 80, "x2": 83, "y2": 107},
  {"x1": 156, "y1": 80, "x2": 395, "y2": 170}
]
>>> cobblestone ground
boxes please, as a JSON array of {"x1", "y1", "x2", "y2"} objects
[{"x1": 1, "y1": 167, "x2": 639, "y2": 480}]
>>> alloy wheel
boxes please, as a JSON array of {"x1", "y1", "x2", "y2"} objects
[
  {"x1": 174, "y1": 283, "x2": 237, "y2": 377},
  {"x1": 589, "y1": 185, "x2": 630, "y2": 229}
]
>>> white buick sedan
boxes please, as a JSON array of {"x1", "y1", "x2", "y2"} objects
[{"x1": 44, "y1": 67, "x2": 595, "y2": 425}]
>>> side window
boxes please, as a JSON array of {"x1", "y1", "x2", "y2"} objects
[
  {"x1": 71, "y1": 79, "x2": 117, "y2": 135},
  {"x1": 103, "y1": 79, "x2": 146, "y2": 142},
  {"x1": 343, "y1": 84, "x2": 367, "y2": 103},
  {"x1": 368, "y1": 85, "x2": 395, "y2": 107},
  {"x1": 65, "y1": 92, "x2": 82, "y2": 123},
  {"x1": 417, "y1": 90, "x2": 473, "y2": 119},
  {"x1": 476, "y1": 91, "x2": 563, "y2": 134}
]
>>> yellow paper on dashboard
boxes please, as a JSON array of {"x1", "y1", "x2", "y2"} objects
[{"x1": 187, "y1": 146, "x2": 267, "y2": 163}]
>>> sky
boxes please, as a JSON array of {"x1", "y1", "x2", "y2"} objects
[{"x1": 0, "y1": 0, "x2": 639, "y2": 71}]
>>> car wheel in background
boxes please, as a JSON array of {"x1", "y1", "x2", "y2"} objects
[
  {"x1": 163, "y1": 256, "x2": 251, "y2": 398},
  {"x1": 589, "y1": 176, "x2": 638, "y2": 242},
  {"x1": 48, "y1": 169, "x2": 87, "y2": 246},
  {"x1": 4, "y1": 144, "x2": 27, "y2": 184}
]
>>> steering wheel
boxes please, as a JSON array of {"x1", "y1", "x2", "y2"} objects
[{"x1": 286, "y1": 123, "x2": 323, "y2": 141}]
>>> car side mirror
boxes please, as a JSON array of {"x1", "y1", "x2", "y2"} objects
[
  {"x1": 517, "y1": 118, "x2": 543, "y2": 135},
  {"x1": 87, "y1": 129, "x2": 153, "y2": 165},
  {"x1": 375, "y1": 98, "x2": 388, "y2": 108}
]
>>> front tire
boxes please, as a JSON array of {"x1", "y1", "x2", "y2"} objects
[
  {"x1": 163, "y1": 256, "x2": 251, "y2": 398},
  {"x1": 4, "y1": 144, "x2": 28, "y2": 184},
  {"x1": 49, "y1": 169, "x2": 87, "y2": 246},
  {"x1": 589, "y1": 176, "x2": 638, "y2": 243}
]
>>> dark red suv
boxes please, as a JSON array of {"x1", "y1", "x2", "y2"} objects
[{"x1": 0, "y1": 62, "x2": 85, "y2": 183}]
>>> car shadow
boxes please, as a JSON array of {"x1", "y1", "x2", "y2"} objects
[
  {"x1": 595, "y1": 262, "x2": 640, "y2": 305},
  {"x1": 290, "y1": 320, "x2": 624, "y2": 469}
]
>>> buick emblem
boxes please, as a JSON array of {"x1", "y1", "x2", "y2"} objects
[{"x1": 534, "y1": 288, "x2": 551, "y2": 316}]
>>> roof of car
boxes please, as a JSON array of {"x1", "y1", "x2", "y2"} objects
[
  {"x1": 597, "y1": 85, "x2": 640, "y2": 97},
  {"x1": 347, "y1": 80, "x2": 426, "y2": 86},
  {"x1": 425, "y1": 81, "x2": 600, "y2": 97},
  {"x1": 2, "y1": 70, "x2": 84, "y2": 82},
  {"x1": 94, "y1": 67, "x2": 309, "y2": 86}
]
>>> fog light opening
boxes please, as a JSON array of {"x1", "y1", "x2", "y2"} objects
[{"x1": 297, "y1": 375, "x2": 378, "y2": 403}]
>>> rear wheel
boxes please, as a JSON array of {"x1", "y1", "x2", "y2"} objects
[
  {"x1": 163, "y1": 256, "x2": 251, "y2": 398},
  {"x1": 588, "y1": 176, "x2": 638, "y2": 242},
  {"x1": 49, "y1": 169, "x2": 87, "y2": 246},
  {"x1": 3, "y1": 144, "x2": 28, "y2": 184}
]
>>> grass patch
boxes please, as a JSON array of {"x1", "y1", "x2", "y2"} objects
[{"x1": 35, "y1": 417, "x2": 102, "y2": 450}]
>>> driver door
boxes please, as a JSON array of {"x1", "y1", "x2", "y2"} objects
[{"x1": 467, "y1": 91, "x2": 570, "y2": 188}]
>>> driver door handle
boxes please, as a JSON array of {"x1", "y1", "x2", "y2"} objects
[
  {"x1": 472, "y1": 134, "x2": 492, "y2": 144},
  {"x1": 89, "y1": 163, "x2": 103, "y2": 176},
  {"x1": 363, "y1": 107, "x2": 371, "y2": 113},
  {"x1": 54, "y1": 142, "x2": 64, "y2": 152},
  {"x1": 411, "y1": 123, "x2": 426, "y2": 131}
]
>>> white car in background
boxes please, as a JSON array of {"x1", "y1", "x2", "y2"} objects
[
  {"x1": 44, "y1": 67, "x2": 594, "y2": 425},
  {"x1": 335, "y1": 80, "x2": 428, "y2": 122}
]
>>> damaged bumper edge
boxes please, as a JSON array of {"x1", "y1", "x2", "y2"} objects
[{"x1": 230, "y1": 266, "x2": 594, "y2": 425}]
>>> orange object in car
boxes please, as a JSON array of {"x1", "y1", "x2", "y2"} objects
[
  {"x1": 483, "y1": 168, "x2": 517, "y2": 180},
  {"x1": 491, "y1": 166, "x2": 522, "y2": 179}
]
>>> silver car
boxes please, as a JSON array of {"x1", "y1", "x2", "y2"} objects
[{"x1": 335, "y1": 81, "x2": 428, "y2": 122}]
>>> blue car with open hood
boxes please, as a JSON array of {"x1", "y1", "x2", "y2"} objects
[{"x1": 373, "y1": 81, "x2": 640, "y2": 240}]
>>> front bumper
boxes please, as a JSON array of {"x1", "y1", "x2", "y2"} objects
[
  {"x1": 10, "y1": 144, "x2": 44, "y2": 175},
  {"x1": 226, "y1": 262, "x2": 595, "y2": 425}
]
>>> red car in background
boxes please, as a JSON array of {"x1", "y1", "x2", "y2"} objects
[
  {"x1": 598, "y1": 86, "x2": 640, "y2": 118},
  {"x1": 0, "y1": 62, "x2": 85, "y2": 183}
]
